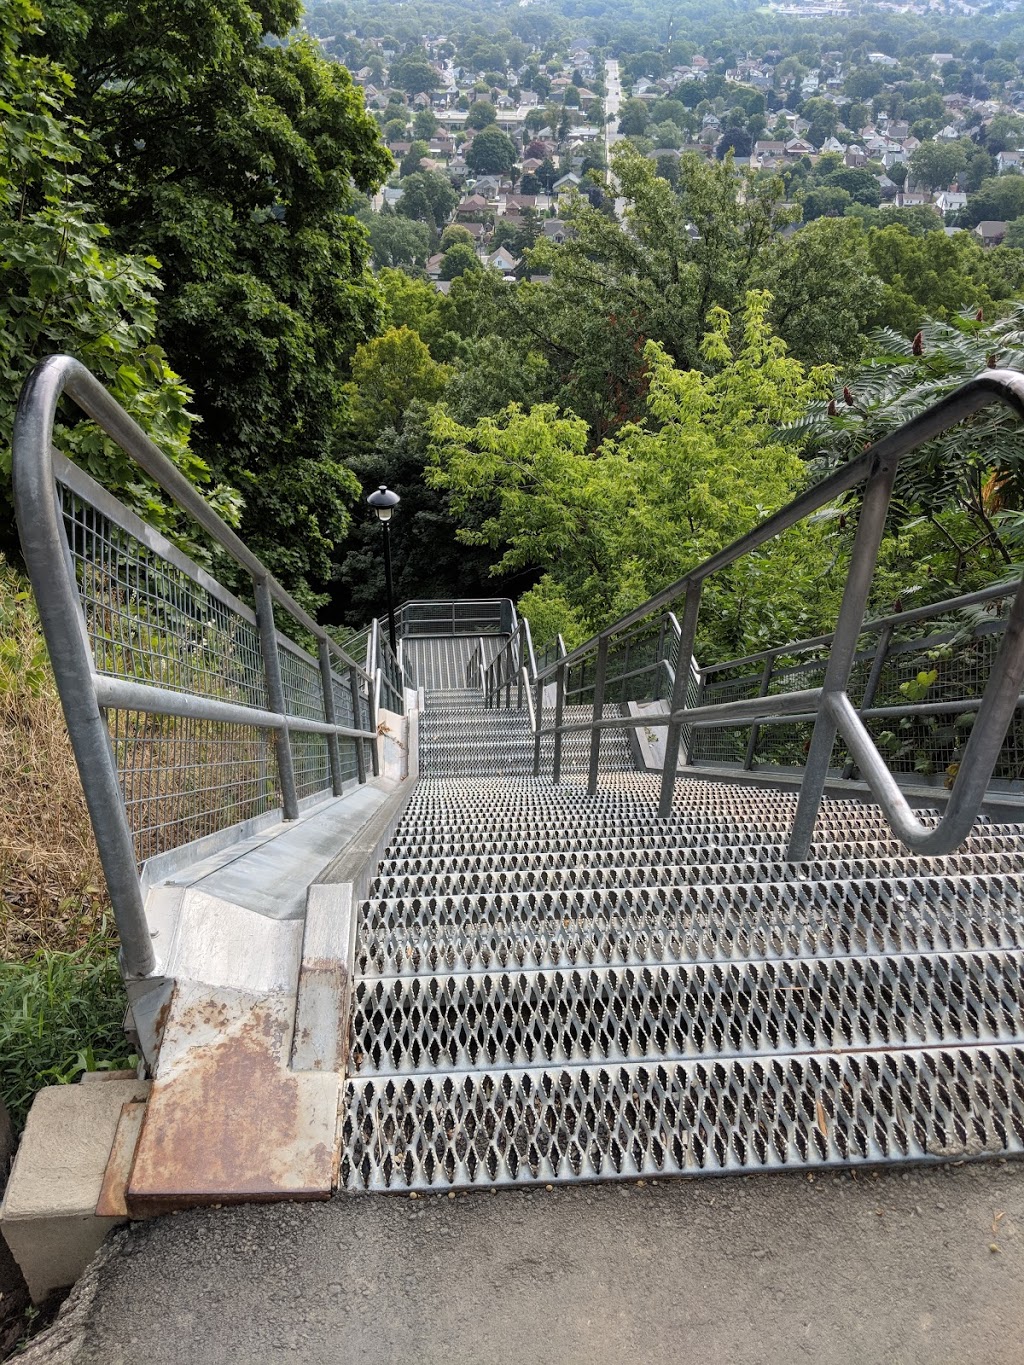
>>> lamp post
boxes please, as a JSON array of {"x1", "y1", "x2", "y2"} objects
[{"x1": 367, "y1": 484, "x2": 400, "y2": 655}]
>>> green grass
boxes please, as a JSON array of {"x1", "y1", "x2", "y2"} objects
[{"x1": 0, "y1": 927, "x2": 135, "y2": 1131}]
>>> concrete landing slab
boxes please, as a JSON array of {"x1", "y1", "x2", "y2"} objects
[{"x1": 21, "y1": 1160, "x2": 1024, "y2": 1364}]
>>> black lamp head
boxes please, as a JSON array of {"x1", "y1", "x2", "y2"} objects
[{"x1": 367, "y1": 484, "x2": 400, "y2": 523}]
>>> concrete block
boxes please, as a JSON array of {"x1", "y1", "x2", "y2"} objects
[{"x1": 0, "y1": 1080, "x2": 149, "y2": 1303}]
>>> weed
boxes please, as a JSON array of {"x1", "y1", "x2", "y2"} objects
[
  {"x1": 0, "y1": 927, "x2": 133, "y2": 1131},
  {"x1": 1, "y1": 557, "x2": 129, "y2": 1130}
]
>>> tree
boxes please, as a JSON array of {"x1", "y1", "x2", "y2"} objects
[
  {"x1": 384, "y1": 117, "x2": 408, "y2": 143},
  {"x1": 42, "y1": 0, "x2": 393, "y2": 602},
  {"x1": 865, "y1": 223, "x2": 1024, "y2": 331},
  {"x1": 390, "y1": 53, "x2": 440, "y2": 97},
  {"x1": 413, "y1": 107, "x2": 438, "y2": 139},
  {"x1": 362, "y1": 210, "x2": 432, "y2": 269},
  {"x1": 465, "y1": 127, "x2": 517, "y2": 176},
  {"x1": 964, "y1": 174, "x2": 1024, "y2": 226},
  {"x1": 400, "y1": 139, "x2": 429, "y2": 177},
  {"x1": 823, "y1": 165, "x2": 881, "y2": 207},
  {"x1": 716, "y1": 127, "x2": 752, "y2": 159},
  {"x1": 440, "y1": 224, "x2": 475, "y2": 250},
  {"x1": 617, "y1": 98, "x2": 650, "y2": 137},
  {"x1": 910, "y1": 140, "x2": 967, "y2": 190},
  {"x1": 466, "y1": 98, "x2": 498, "y2": 130},
  {"x1": 788, "y1": 309, "x2": 1024, "y2": 596},
  {"x1": 427, "y1": 292, "x2": 836, "y2": 656},
  {"x1": 398, "y1": 138, "x2": 431, "y2": 177},
  {"x1": 397, "y1": 170, "x2": 459, "y2": 229},
  {"x1": 345, "y1": 327, "x2": 450, "y2": 439},
  {"x1": 439, "y1": 243, "x2": 482, "y2": 279},
  {"x1": 802, "y1": 186, "x2": 852, "y2": 219},
  {"x1": 0, "y1": 0, "x2": 238, "y2": 560}
]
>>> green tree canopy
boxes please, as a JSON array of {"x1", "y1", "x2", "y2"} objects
[
  {"x1": 466, "y1": 98, "x2": 498, "y2": 129},
  {"x1": 40, "y1": 0, "x2": 393, "y2": 601},
  {"x1": 465, "y1": 127, "x2": 517, "y2": 176},
  {"x1": 0, "y1": 0, "x2": 238, "y2": 557},
  {"x1": 909, "y1": 140, "x2": 967, "y2": 191},
  {"x1": 439, "y1": 242, "x2": 482, "y2": 279},
  {"x1": 390, "y1": 53, "x2": 440, "y2": 96},
  {"x1": 427, "y1": 292, "x2": 837, "y2": 656}
]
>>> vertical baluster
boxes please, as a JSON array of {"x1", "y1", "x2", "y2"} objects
[
  {"x1": 255, "y1": 578, "x2": 299, "y2": 820},
  {"x1": 533, "y1": 673, "x2": 544, "y2": 777},
  {"x1": 788, "y1": 458, "x2": 899, "y2": 860},
  {"x1": 553, "y1": 660, "x2": 566, "y2": 785},
  {"x1": 587, "y1": 636, "x2": 609, "y2": 796},
  {"x1": 743, "y1": 655, "x2": 775, "y2": 771},
  {"x1": 840, "y1": 623, "x2": 893, "y2": 780},
  {"x1": 659, "y1": 581, "x2": 703, "y2": 818},
  {"x1": 318, "y1": 639, "x2": 344, "y2": 797},
  {"x1": 349, "y1": 664, "x2": 368, "y2": 785}
]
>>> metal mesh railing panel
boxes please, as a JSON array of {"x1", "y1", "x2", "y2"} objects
[
  {"x1": 291, "y1": 731, "x2": 331, "y2": 802},
  {"x1": 278, "y1": 642, "x2": 326, "y2": 723},
  {"x1": 61, "y1": 487, "x2": 266, "y2": 707},
  {"x1": 107, "y1": 710, "x2": 280, "y2": 863}
]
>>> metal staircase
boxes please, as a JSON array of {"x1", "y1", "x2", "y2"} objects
[
  {"x1": 12, "y1": 355, "x2": 1024, "y2": 1209},
  {"x1": 340, "y1": 690, "x2": 1024, "y2": 1191}
]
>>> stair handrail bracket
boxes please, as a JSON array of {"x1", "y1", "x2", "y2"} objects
[
  {"x1": 12, "y1": 354, "x2": 383, "y2": 979},
  {"x1": 529, "y1": 368, "x2": 1024, "y2": 859}
]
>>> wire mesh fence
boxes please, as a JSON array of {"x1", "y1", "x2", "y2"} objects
[{"x1": 57, "y1": 466, "x2": 379, "y2": 867}]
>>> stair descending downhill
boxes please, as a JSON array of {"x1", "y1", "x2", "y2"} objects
[{"x1": 339, "y1": 689, "x2": 1024, "y2": 1191}]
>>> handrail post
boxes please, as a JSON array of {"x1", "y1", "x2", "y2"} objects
[
  {"x1": 349, "y1": 665, "x2": 368, "y2": 785},
  {"x1": 659, "y1": 581, "x2": 702, "y2": 817},
  {"x1": 318, "y1": 639, "x2": 345, "y2": 797},
  {"x1": 516, "y1": 631, "x2": 525, "y2": 710},
  {"x1": 654, "y1": 616, "x2": 667, "y2": 700},
  {"x1": 787, "y1": 458, "x2": 900, "y2": 860},
  {"x1": 255, "y1": 578, "x2": 300, "y2": 820},
  {"x1": 841, "y1": 622, "x2": 894, "y2": 780},
  {"x1": 587, "y1": 636, "x2": 609, "y2": 796},
  {"x1": 369, "y1": 669, "x2": 381, "y2": 777},
  {"x1": 553, "y1": 660, "x2": 566, "y2": 785},
  {"x1": 743, "y1": 655, "x2": 775, "y2": 770},
  {"x1": 532, "y1": 674, "x2": 544, "y2": 776}
]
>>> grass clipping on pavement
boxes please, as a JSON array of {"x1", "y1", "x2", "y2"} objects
[{"x1": 0, "y1": 556, "x2": 131, "y2": 1128}]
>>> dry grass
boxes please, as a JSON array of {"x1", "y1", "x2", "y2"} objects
[{"x1": 0, "y1": 557, "x2": 110, "y2": 960}]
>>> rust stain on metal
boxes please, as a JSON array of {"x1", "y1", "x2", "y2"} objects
[
  {"x1": 126, "y1": 999, "x2": 334, "y2": 1217},
  {"x1": 96, "y1": 1100, "x2": 149, "y2": 1219}
]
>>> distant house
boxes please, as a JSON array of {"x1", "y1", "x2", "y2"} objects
[
  {"x1": 485, "y1": 246, "x2": 519, "y2": 274},
  {"x1": 934, "y1": 190, "x2": 968, "y2": 214},
  {"x1": 976, "y1": 220, "x2": 1008, "y2": 246},
  {"x1": 552, "y1": 172, "x2": 581, "y2": 191},
  {"x1": 896, "y1": 189, "x2": 933, "y2": 208},
  {"x1": 455, "y1": 193, "x2": 491, "y2": 219},
  {"x1": 542, "y1": 218, "x2": 573, "y2": 244},
  {"x1": 997, "y1": 150, "x2": 1024, "y2": 174}
]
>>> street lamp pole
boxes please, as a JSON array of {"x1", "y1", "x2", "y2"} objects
[{"x1": 366, "y1": 484, "x2": 400, "y2": 655}]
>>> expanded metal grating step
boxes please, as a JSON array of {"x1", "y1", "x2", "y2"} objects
[{"x1": 338, "y1": 689, "x2": 1024, "y2": 1192}]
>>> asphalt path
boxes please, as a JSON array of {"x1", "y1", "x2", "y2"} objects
[{"x1": 22, "y1": 1159, "x2": 1024, "y2": 1364}]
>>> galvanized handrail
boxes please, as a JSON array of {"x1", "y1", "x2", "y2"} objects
[
  {"x1": 529, "y1": 369, "x2": 1024, "y2": 858},
  {"x1": 483, "y1": 613, "x2": 538, "y2": 711},
  {"x1": 389, "y1": 598, "x2": 513, "y2": 636},
  {"x1": 12, "y1": 355, "x2": 385, "y2": 977}
]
